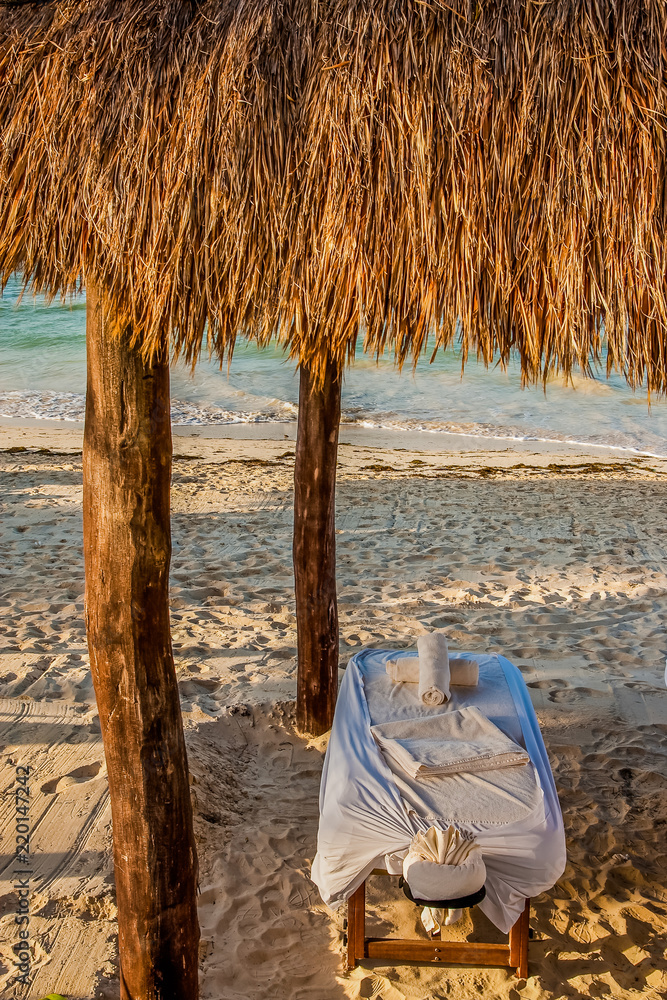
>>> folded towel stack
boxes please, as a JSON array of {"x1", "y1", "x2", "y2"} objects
[
  {"x1": 402, "y1": 824, "x2": 486, "y2": 902},
  {"x1": 387, "y1": 655, "x2": 479, "y2": 687},
  {"x1": 416, "y1": 633, "x2": 450, "y2": 705},
  {"x1": 371, "y1": 705, "x2": 530, "y2": 779}
]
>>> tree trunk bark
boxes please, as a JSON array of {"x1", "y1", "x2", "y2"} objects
[
  {"x1": 294, "y1": 358, "x2": 342, "y2": 735},
  {"x1": 83, "y1": 283, "x2": 199, "y2": 1000}
]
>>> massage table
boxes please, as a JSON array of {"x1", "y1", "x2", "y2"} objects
[{"x1": 311, "y1": 649, "x2": 566, "y2": 978}]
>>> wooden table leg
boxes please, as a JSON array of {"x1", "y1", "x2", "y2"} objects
[
  {"x1": 347, "y1": 881, "x2": 366, "y2": 971},
  {"x1": 508, "y1": 898, "x2": 530, "y2": 978},
  {"x1": 347, "y1": 879, "x2": 529, "y2": 978}
]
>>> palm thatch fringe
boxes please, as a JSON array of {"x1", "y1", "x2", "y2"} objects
[{"x1": 1, "y1": 0, "x2": 667, "y2": 388}]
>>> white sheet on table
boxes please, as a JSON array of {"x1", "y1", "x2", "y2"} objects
[{"x1": 311, "y1": 649, "x2": 566, "y2": 933}]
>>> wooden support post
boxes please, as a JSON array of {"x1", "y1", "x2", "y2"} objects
[
  {"x1": 83, "y1": 284, "x2": 199, "y2": 1000},
  {"x1": 347, "y1": 882, "x2": 366, "y2": 971},
  {"x1": 294, "y1": 357, "x2": 342, "y2": 736}
]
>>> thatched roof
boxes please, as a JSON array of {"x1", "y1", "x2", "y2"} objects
[{"x1": 1, "y1": 0, "x2": 666, "y2": 387}]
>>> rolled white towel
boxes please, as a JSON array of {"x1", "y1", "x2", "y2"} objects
[
  {"x1": 403, "y1": 825, "x2": 486, "y2": 902},
  {"x1": 386, "y1": 656, "x2": 419, "y2": 684},
  {"x1": 387, "y1": 655, "x2": 478, "y2": 687},
  {"x1": 417, "y1": 633, "x2": 450, "y2": 705},
  {"x1": 450, "y1": 657, "x2": 479, "y2": 687}
]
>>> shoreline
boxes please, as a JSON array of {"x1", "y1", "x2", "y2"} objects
[{"x1": 2, "y1": 417, "x2": 667, "y2": 473}]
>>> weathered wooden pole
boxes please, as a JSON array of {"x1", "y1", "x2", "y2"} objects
[
  {"x1": 294, "y1": 357, "x2": 342, "y2": 735},
  {"x1": 83, "y1": 283, "x2": 199, "y2": 1000}
]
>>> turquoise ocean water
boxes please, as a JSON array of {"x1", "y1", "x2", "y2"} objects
[{"x1": 2, "y1": 273, "x2": 667, "y2": 456}]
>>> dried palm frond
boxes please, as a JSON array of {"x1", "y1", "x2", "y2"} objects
[{"x1": 0, "y1": 0, "x2": 666, "y2": 389}]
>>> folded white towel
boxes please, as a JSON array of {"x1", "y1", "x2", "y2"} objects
[
  {"x1": 371, "y1": 706, "x2": 530, "y2": 779},
  {"x1": 387, "y1": 655, "x2": 478, "y2": 687},
  {"x1": 403, "y1": 825, "x2": 486, "y2": 902},
  {"x1": 417, "y1": 633, "x2": 450, "y2": 705}
]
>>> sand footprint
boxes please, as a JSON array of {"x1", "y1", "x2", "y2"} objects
[
  {"x1": 41, "y1": 761, "x2": 104, "y2": 794},
  {"x1": 549, "y1": 686, "x2": 608, "y2": 703},
  {"x1": 623, "y1": 680, "x2": 661, "y2": 692}
]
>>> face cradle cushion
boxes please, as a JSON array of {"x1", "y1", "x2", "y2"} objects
[{"x1": 400, "y1": 877, "x2": 487, "y2": 910}]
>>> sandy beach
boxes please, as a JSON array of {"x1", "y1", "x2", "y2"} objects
[{"x1": 1, "y1": 422, "x2": 667, "y2": 1000}]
